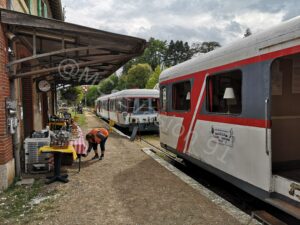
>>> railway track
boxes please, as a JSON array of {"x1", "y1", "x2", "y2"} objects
[{"x1": 100, "y1": 118, "x2": 299, "y2": 225}]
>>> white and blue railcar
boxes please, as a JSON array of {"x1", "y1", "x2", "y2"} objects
[{"x1": 96, "y1": 89, "x2": 159, "y2": 131}]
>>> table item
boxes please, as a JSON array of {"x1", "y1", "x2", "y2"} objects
[{"x1": 39, "y1": 145, "x2": 77, "y2": 184}]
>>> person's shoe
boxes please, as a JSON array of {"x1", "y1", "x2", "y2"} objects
[
  {"x1": 99, "y1": 155, "x2": 104, "y2": 160},
  {"x1": 91, "y1": 155, "x2": 99, "y2": 160}
]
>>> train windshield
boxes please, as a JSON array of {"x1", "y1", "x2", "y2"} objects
[{"x1": 138, "y1": 98, "x2": 150, "y2": 112}]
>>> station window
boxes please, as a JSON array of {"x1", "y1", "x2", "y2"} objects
[
  {"x1": 206, "y1": 70, "x2": 242, "y2": 114},
  {"x1": 160, "y1": 86, "x2": 167, "y2": 112},
  {"x1": 172, "y1": 81, "x2": 191, "y2": 111},
  {"x1": 38, "y1": 0, "x2": 48, "y2": 18}
]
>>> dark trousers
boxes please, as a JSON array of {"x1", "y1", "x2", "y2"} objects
[{"x1": 87, "y1": 138, "x2": 107, "y2": 155}]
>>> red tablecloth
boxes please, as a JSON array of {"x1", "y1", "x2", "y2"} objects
[{"x1": 69, "y1": 126, "x2": 87, "y2": 155}]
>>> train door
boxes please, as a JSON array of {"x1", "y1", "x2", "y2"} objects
[
  {"x1": 159, "y1": 81, "x2": 192, "y2": 151},
  {"x1": 159, "y1": 85, "x2": 170, "y2": 146},
  {"x1": 270, "y1": 52, "x2": 300, "y2": 209}
]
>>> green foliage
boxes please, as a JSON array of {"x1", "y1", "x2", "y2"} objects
[
  {"x1": 60, "y1": 86, "x2": 83, "y2": 105},
  {"x1": 164, "y1": 40, "x2": 193, "y2": 67},
  {"x1": 146, "y1": 65, "x2": 162, "y2": 89},
  {"x1": 98, "y1": 74, "x2": 119, "y2": 94},
  {"x1": 125, "y1": 63, "x2": 152, "y2": 89},
  {"x1": 116, "y1": 75, "x2": 128, "y2": 90},
  {"x1": 123, "y1": 38, "x2": 221, "y2": 71},
  {"x1": 85, "y1": 74, "x2": 119, "y2": 106},
  {"x1": 85, "y1": 85, "x2": 99, "y2": 106},
  {"x1": 123, "y1": 38, "x2": 167, "y2": 74}
]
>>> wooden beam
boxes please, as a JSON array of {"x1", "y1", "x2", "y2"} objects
[
  {"x1": 8, "y1": 44, "x2": 133, "y2": 67},
  {"x1": 10, "y1": 54, "x2": 136, "y2": 78}
]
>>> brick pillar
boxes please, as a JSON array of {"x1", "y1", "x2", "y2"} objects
[
  {"x1": 0, "y1": 0, "x2": 15, "y2": 190},
  {"x1": 0, "y1": 1, "x2": 13, "y2": 165}
]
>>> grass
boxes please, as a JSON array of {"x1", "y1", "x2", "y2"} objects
[{"x1": 0, "y1": 180, "x2": 56, "y2": 224}]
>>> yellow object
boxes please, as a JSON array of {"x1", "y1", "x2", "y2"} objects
[
  {"x1": 74, "y1": 116, "x2": 79, "y2": 122},
  {"x1": 49, "y1": 121, "x2": 67, "y2": 131},
  {"x1": 49, "y1": 121, "x2": 66, "y2": 126},
  {"x1": 109, "y1": 120, "x2": 115, "y2": 132},
  {"x1": 39, "y1": 145, "x2": 77, "y2": 160}
]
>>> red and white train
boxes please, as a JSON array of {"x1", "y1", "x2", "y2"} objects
[
  {"x1": 159, "y1": 16, "x2": 300, "y2": 218},
  {"x1": 95, "y1": 89, "x2": 159, "y2": 131}
]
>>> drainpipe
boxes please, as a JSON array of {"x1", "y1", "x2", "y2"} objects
[{"x1": 9, "y1": 79, "x2": 21, "y2": 179}]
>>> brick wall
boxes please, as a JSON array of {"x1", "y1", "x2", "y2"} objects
[{"x1": 0, "y1": 0, "x2": 13, "y2": 165}]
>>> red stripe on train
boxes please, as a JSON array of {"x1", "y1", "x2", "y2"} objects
[{"x1": 197, "y1": 115, "x2": 271, "y2": 128}]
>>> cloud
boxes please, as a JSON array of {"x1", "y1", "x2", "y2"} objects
[{"x1": 61, "y1": 0, "x2": 300, "y2": 45}]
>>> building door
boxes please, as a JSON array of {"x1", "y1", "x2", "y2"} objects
[{"x1": 21, "y1": 77, "x2": 34, "y2": 138}]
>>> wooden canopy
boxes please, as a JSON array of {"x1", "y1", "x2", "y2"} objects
[{"x1": 1, "y1": 9, "x2": 146, "y2": 85}]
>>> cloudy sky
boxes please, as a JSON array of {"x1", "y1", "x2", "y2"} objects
[{"x1": 61, "y1": 0, "x2": 300, "y2": 45}]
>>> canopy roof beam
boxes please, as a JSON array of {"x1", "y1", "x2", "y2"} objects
[{"x1": 11, "y1": 54, "x2": 137, "y2": 79}]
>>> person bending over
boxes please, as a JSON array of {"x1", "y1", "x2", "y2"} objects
[{"x1": 85, "y1": 128, "x2": 109, "y2": 160}]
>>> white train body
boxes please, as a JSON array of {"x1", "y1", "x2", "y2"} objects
[
  {"x1": 95, "y1": 89, "x2": 159, "y2": 131},
  {"x1": 159, "y1": 16, "x2": 300, "y2": 219}
]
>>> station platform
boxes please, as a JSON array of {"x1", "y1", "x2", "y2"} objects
[{"x1": 33, "y1": 112, "x2": 257, "y2": 225}]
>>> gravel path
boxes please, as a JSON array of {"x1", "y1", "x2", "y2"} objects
[{"x1": 31, "y1": 111, "x2": 241, "y2": 225}]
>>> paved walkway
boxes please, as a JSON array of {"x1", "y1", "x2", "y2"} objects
[{"x1": 33, "y1": 112, "x2": 242, "y2": 225}]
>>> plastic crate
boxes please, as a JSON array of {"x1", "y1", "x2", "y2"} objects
[{"x1": 24, "y1": 135, "x2": 51, "y2": 173}]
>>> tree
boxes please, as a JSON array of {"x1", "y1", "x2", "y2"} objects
[
  {"x1": 84, "y1": 74, "x2": 119, "y2": 106},
  {"x1": 123, "y1": 38, "x2": 167, "y2": 74},
  {"x1": 85, "y1": 85, "x2": 99, "y2": 106},
  {"x1": 116, "y1": 75, "x2": 128, "y2": 90},
  {"x1": 98, "y1": 74, "x2": 119, "y2": 94},
  {"x1": 165, "y1": 40, "x2": 194, "y2": 67},
  {"x1": 60, "y1": 86, "x2": 83, "y2": 105},
  {"x1": 146, "y1": 65, "x2": 162, "y2": 89},
  {"x1": 244, "y1": 28, "x2": 252, "y2": 37},
  {"x1": 125, "y1": 63, "x2": 152, "y2": 89},
  {"x1": 191, "y1": 41, "x2": 221, "y2": 54}
]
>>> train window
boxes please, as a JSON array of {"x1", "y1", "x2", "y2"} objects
[
  {"x1": 121, "y1": 98, "x2": 127, "y2": 112},
  {"x1": 206, "y1": 70, "x2": 242, "y2": 114},
  {"x1": 110, "y1": 99, "x2": 115, "y2": 111},
  {"x1": 172, "y1": 81, "x2": 191, "y2": 111},
  {"x1": 139, "y1": 98, "x2": 150, "y2": 112},
  {"x1": 127, "y1": 98, "x2": 134, "y2": 113},
  {"x1": 160, "y1": 87, "x2": 167, "y2": 111},
  {"x1": 151, "y1": 98, "x2": 158, "y2": 111}
]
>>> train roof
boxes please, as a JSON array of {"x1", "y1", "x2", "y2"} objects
[
  {"x1": 160, "y1": 16, "x2": 300, "y2": 82},
  {"x1": 96, "y1": 89, "x2": 159, "y2": 101}
]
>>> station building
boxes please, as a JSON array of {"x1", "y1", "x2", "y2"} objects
[{"x1": 0, "y1": 0, "x2": 146, "y2": 190}]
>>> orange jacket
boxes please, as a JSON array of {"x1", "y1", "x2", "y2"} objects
[{"x1": 89, "y1": 128, "x2": 109, "y2": 144}]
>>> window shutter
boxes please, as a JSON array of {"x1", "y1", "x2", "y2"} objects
[
  {"x1": 28, "y1": 0, "x2": 32, "y2": 14},
  {"x1": 37, "y1": 0, "x2": 42, "y2": 16},
  {"x1": 44, "y1": 3, "x2": 48, "y2": 18}
]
